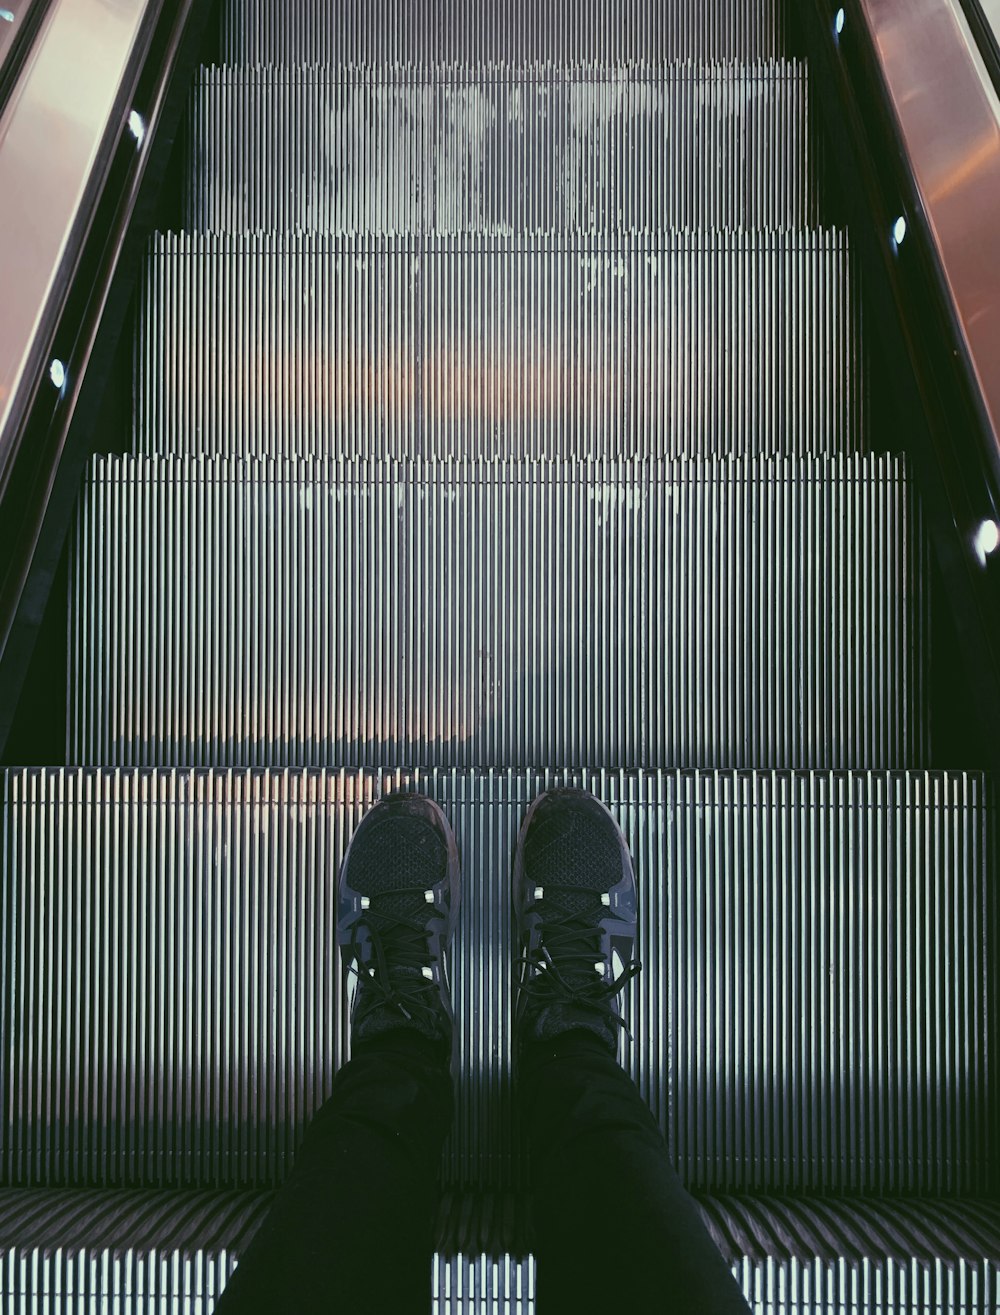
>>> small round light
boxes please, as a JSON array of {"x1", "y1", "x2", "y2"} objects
[
  {"x1": 893, "y1": 215, "x2": 907, "y2": 245},
  {"x1": 974, "y1": 519, "x2": 1000, "y2": 561},
  {"x1": 127, "y1": 110, "x2": 146, "y2": 145},
  {"x1": 835, "y1": 8, "x2": 846, "y2": 35},
  {"x1": 49, "y1": 359, "x2": 66, "y2": 389}
]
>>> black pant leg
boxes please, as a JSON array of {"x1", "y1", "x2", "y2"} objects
[
  {"x1": 215, "y1": 1029, "x2": 453, "y2": 1315},
  {"x1": 518, "y1": 1030, "x2": 751, "y2": 1315}
]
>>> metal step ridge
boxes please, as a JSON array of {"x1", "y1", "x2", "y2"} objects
[
  {"x1": 69, "y1": 452, "x2": 926, "y2": 770},
  {"x1": 136, "y1": 228, "x2": 865, "y2": 460},
  {"x1": 4, "y1": 768, "x2": 992, "y2": 1195},
  {"x1": 9, "y1": 1182, "x2": 1000, "y2": 1265},
  {"x1": 2, "y1": 1185, "x2": 999, "y2": 1314},
  {"x1": 187, "y1": 58, "x2": 819, "y2": 233},
  {"x1": 196, "y1": 55, "x2": 805, "y2": 79},
  {"x1": 220, "y1": 0, "x2": 788, "y2": 66}
]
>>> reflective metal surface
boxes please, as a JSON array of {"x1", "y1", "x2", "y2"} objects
[
  {"x1": 222, "y1": 0, "x2": 787, "y2": 63},
  {"x1": 0, "y1": 1, "x2": 46, "y2": 85},
  {"x1": 2, "y1": 768, "x2": 991, "y2": 1194},
  {"x1": 135, "y1": 231, "x2": 866, "y2": 459},
  {"x1": 0, "y1": 0, "x2": 151, "y2": 494},
  {"x1": 864, "y1": 0, "x2": 1000, "y2": 474},
  {"x1": 1, "y1": 1181, "x2": 999, "y2": 1310},
  {"x1": 69, "y1": 455, "x2": 925, "y2": 769},
  {"x1": 5, "y1": 0, "x2": 998, "y2": 1307},
  {"x1": 188, "y1": 61, "x2": 820, "y2": 233}
]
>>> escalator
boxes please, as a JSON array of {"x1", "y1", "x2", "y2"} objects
[{"x1": 2, "y1": 0, "x2": 999, "y2": 1309}]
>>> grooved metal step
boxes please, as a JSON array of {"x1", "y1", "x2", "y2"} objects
[
  {"x1": 2, "y1": 1185, "x2": 999, "y2": 1313},
  {"x1": 187, "y1": 61, "x2": 819, "y2": 233},
  {"x1": 135, "y1": 231, "x2": 865, "y2": 460},
  {"x1": 4, "y1": 769, "x2": 991, "y2": 1197},
  {"x1": 220, "y1": 0, "x2": 788, "y2": 65},
  {"x1": 3, "y1": 0, "x2": 993, "y2": 1300},
  {"x1": 69, "y1": 455, "x2": 926, "y2": 770}
]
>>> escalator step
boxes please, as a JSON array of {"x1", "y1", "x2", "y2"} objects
[
  {"x1": 69, "y1": 455, "x2": 926, "y2": 770},
  {"x1": 2, "y1": 1186, "x2": 999, "y2": 1312},
  {"x1": 136, "y1": 231, "x2": 866, "y2": 459},
  {"x1": 187, "y1": 61, "x2": 819, "y2": 233},
  {"x1": 2, "y1": 768, "x2": 992, "y2": 1194},
  {"x1": 3, "y1": 1186, "x2": 999, "y2": 1312},
  {"x1": 220, "y1": 0, "x2": 788, "y2": 65}
]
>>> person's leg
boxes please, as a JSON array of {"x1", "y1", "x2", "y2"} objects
[
  {"x1": 215, "y1": 1029, "x2": 453, "y2": 1315},
  {"x1": 518, "y1": 1029, "x2": 750, "y2": 1314},
  {"x1": 217, "y1": 793, "x2": 462, "y2": 1314},
  {"x1": 510, "y1": 788, "x2": 750, "y2": 1314}
]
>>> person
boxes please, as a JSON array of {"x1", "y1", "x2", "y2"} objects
[{"x1": 214, "y1": 789, "x2": 752, "y2": 1313}]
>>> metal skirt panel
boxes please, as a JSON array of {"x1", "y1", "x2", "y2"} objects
[
  {"x1": 68, "y1": 455, "x2": 924, "y2": 770},
  {"x1": 134, "y1": 231, "x2": 866, "y2": 460},
  {"x1": 219, "y1": 0, "x2": 789, "y2": 65},
  {"x1": 187, "y1": 61, "x2": 819, "y2": 234},
  {"x1": 2, "y1": 768, "x2": 992, "y2": 1194}
]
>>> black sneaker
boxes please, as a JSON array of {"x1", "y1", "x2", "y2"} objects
[
  {"x1": 337, "y1": 794, "x2": 461, "y2": 1054},
  {"x1": 512, "y1": 788, "x2": 641, "y2": 1061}
]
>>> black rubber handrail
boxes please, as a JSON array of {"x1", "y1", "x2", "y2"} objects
[
  {"x1": 0, "y1": 0, "x2": 51, "y2": 121},
  {"x1": 959, "y1": 0, "x2": 1000, "y2": 100},
  {"x1": 0, "y1": 0, "x2": 216, "y2": 758}
]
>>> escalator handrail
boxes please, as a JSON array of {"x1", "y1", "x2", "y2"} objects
[
  {"x1": 0, "y1": 0, "x2": 164, "y2": 500},
  {"x1": 852, "y1": 0, "x2": 1000, "y2": 493},
  {"x1": 0, "y1": 0, "x2": 52, "y2": 124},
  {"x1": 0, "y1": 0, "x2": 210, "y2": 748},
  {"x1": 958, "y1": 0, "x2": 1000, "y2": 102}
]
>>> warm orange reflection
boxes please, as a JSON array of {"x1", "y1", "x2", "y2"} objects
[
  {"x1": 216, "y1": 343, "x2": 631, "y2": 425},
  {"x1": 927, "y1": 129, "x2": 1000, "y2": 204},
  {"x1": 422, "y1": 347, "x2": 622, "y2": 421}
]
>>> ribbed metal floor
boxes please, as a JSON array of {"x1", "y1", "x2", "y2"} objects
[
  {"x1": 3, "y1": 768, "x2": 993, "y2": 1195},
  {"x1": 3, "y1": 1186, "x2": 1000, "y2": 1313},
  {"x1": 5, "y1": 0, "x2": 998, "y2": 1308},
  {"x1": 69, "y1": 455, "x2": 926, "y2": 769},
  {"x1": 188, "y1": 61, "x2": 819, "y2": 233},
  {"x1": 135, "y1": 231, "x2": 866, "y2": 459},
  {"x1": 220, "y1": 0, "x2": 789, "y2": 65}
]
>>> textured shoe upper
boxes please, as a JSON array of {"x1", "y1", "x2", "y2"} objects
[
  {"x1": 523, "y1": 798, "x2": 625, "y2": 921},
  {"x1": 515, "y1": 791, "x2": 641, "y2": 1052},
  {"x1": 338, "y1": 798, "x2": 458, "y2": 1045}
]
